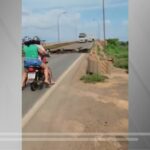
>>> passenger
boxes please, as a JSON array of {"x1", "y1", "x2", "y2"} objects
[
  {"x1": 32, "y1": 36, "x2": 55, "y2": 85},
  {"x1": 22, "y1": 36, "x2": 50, "y2": 89}
]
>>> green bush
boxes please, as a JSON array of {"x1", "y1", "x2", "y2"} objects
[
  {"x1": 114, "y1": 58, "x2": 128, "y2": 69},
  {"x1": 105, "y1": 39, "x2": 128, "y2": 70},
  {"x1": 107, "y1": 38, "x2": 120, "y2": 46}
]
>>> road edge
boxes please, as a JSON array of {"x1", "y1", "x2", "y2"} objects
[{"x1": 22, "y1": 54, "x2": 85, "y2": 128}]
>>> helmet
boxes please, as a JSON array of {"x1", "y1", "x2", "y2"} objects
[
  {"x1": 22, "y1": 36, "x2": 31, "y2": 43},
  {"x1": 32, "y1": 36, "x2": 40, "y2": 42}
]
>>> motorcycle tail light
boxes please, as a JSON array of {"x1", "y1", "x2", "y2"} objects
[{"x1": 28, "y1": 67, "x2": 35, "y2": 72}]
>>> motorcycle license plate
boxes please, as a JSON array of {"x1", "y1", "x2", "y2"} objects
[{"x1": 28, "y1": 73, "x2": 36, "y2": 79}]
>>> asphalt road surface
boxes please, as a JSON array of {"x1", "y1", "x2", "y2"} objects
[
  {"x1": 22, "y1": 53, "x2": 81, "y2": 116},
  {"x1": 22, "y1": 42, "x2": 93, "y2": 116}
]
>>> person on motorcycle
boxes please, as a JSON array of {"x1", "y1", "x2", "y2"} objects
[
  {"x1": 22, "y1": 36, "x2": 50, "y2": 88},
  {"x1": 32, "y1": 36, "x2": 55, "y2": 85}
]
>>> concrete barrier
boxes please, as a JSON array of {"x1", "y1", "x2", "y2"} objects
[
  {"x1": 87, "y1": 42, "x2": 113, "y2": 75},
  {"x1": 44, "y1": 41, "x2": 77, "y2": 52}
]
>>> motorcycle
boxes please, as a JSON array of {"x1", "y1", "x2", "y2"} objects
[
  {"x1": 27, "y1": 54, "x2": 50, "y2": 91},
  {"x1": 27, "y1": 66, "x2": 45, "y2": 91}
]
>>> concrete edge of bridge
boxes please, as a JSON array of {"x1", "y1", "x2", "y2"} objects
[{"x1": 22, "y1": 54, "x2": 86, "y2": 128}]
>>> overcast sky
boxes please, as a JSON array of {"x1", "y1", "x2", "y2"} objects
[{"x1": 22, "y1": 0, "x2": 128, "y2": 42}]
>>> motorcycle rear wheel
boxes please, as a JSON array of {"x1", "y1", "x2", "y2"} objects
[{"x1": 30, "y1": 82, "x2": 38, "y2": 91}]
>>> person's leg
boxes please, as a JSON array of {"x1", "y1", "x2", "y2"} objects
[
  {"x1": 48, "y1": 67, "x2": 52, "y2": 81},
  {"x1": 41, "y1": 63, "x2": 50, "y2": 85},
  {"x1": 22, "y1": 68, "x2": 28, "y2": 88},
  {"x1": 48, "y1": 67, "x2": 55, "y2": 84}
]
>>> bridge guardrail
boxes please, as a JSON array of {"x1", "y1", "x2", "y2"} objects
[{"x1": 44, "y1": 41, "x2": 77, "y2": 53}]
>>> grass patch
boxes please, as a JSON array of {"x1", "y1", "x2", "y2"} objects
[
  {"x1": 114, "y1": 57, "x2": 128, "y2": 69},
  {"x1": 104, "y1": 39, "x2": 128, "y2": 70},
  {"x1": 80, "y1": 73, "x2": 108, "y2": 83}
]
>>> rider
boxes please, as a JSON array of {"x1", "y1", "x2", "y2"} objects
[
  {"x1": 32, "y1": 36, "x2": 55, "y2": 84},
  {"x1": 22, "y1": 36, "x2": 50, "y2": 88}
]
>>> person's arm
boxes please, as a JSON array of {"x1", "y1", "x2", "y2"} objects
[
  {"x1": 40, "y1": 45, "x2": 46, "y2": 52},
  {"x1": 37, "y1": 44, "x2": 46, "y2": 52},
  {"x1": 38, "y1": 47, "x2": 46, "y2": 55}
]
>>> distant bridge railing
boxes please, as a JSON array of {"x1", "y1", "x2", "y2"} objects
[{"x1": 44, "y1": 41, "x2": 77, "y2": 53}]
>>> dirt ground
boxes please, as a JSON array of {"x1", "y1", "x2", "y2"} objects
[{"x1": 23, "y1": 56, "x2": 128, "y2": 150}]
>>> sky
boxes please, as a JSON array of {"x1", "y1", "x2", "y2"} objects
[{"x1": 22, "y1": 0, "x2": 128, "y2": 42}]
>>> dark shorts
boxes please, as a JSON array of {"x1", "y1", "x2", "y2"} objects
[{"x1": 24, "y1": 58, "x2": 42, "y2": 68}]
